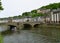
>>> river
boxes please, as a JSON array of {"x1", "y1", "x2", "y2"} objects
[{"x1": 0, "y1": 26, "x2": 60, "y2": 43}]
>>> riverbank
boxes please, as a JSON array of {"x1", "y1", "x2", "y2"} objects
[{"x1": 0, "y1": 33, "x2": 3, "y2": 43}]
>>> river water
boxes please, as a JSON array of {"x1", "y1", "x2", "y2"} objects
[
  {"x1": 0, "y1": 26, "x2": 60, "y2": 43},
  {"x1": 0, "y1": 26, "x2": 8, "y2": 32}
]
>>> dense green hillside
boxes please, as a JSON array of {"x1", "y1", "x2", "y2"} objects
[
  {"x1": 40, "y1": 2, "x2": 60, "y2": 9},
  {"x1": 21, "y1": 2, "x2": 60, "y2": 18}
]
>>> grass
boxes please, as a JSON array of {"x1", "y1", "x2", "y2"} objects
[
  {"x1": 1, "y1": 30, "x2": 14, "y2": 36},
  {"x1": 0, "y1": 33, "x2": 3, "y2": 43}
]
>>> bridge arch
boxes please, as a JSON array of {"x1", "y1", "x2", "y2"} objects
[
  {"x1": 22, "y1": 24, "x2": 32, "y2": 30},
  {"x1": 8, "y1": 25, "x2": 17, "y2": 31},
  {"x1": 34, "y1": 24, "x2": 40, "y2": 28}
]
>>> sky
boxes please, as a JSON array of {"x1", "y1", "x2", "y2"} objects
[{"x1": 0, "y1": 0, "x2": 60, "y2": 18}]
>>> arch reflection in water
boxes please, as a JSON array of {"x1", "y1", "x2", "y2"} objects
[
  {"x1": 34, "y1": 24, "x2": 40, "y2": 28},
  {"x1": 23, "y1": 24, "x2": 32, "y2": 30}
]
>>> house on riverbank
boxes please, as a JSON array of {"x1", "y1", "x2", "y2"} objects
[
  {"x1": 37, "y1": 8, "x2": 60, "y2": 23},
  {"x1": 51, "y1": 8, "x2": 60, "y2": 23}
]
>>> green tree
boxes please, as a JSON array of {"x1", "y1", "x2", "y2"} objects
[
  {"x1": 22, "y1": 12, "x2": 31, "y2": 16},
  {"x1": 40, "y1": 2, "x2": 60, "y2": 9},
  {"x1": 0, "y1": 1, "x2": 3, "y2": 43},
  {"x1": 31, "y1": 10, "x2": 37, "y2": 13},
  {"x1": 0, "y1": 1, "x2": 3, "y2": 10},
  {"x1": 0, "y1": 33, "x2": 3, "y2": 43}
]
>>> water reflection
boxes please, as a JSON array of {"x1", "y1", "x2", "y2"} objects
[
  {"x1": 33, "y1": 28, "x2": 60, "y2": 43},
  {"x1": 0, "y1": 26, "x2": 8, "y2": 32},
  {"x1": 0, "y1": 26, "x2": 60, "y2": 43},
  {"x1": 3, "y1": 30, "x2": 60, "y2": 43},
  {"x1": 4, "y1": 30, "x2": 51, "y2": 43}
]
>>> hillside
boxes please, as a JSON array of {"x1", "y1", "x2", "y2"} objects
[{"x1": 40, "y1": 2, "x2": 60, "y2": 9}]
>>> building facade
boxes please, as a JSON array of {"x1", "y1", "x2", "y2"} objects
[
  {"x1": 51, "y1": 9, "x2": 60, "y2": 23},
  {"x1": 37, "y1": 8, "x2": 60, "y2": 23}
]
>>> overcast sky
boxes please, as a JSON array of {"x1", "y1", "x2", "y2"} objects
[{"x1": 0, "y1": 0, "x2": 60, "y2": 18}]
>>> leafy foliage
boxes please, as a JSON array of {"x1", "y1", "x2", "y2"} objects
[
  {"x1": 22, "y1": 12, "x2": 30, "y2": 16},
  {"x1": 22, "y1": 11, "x2": 47, "y2": 18},
  {"x1": 41, "y1": 3, "x2": 60, "y2": 9},
  {"x1": 0, "y1": 33, "x2": 3, "y2": 43},
  {"x1": 0, "y1": 1, "x2": 3, "y2": 10},
  {"x1": 31, "y1": 10, "x2": 37, "y2": 13}
]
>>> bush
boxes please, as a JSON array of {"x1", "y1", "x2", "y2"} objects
[{"x1": 0, "y1": 33, "x2": 3, "y2": 43}]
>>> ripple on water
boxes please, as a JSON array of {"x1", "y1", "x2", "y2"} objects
[{"x1": 3, "y1": 30, "x2": 60, "y2": 43}]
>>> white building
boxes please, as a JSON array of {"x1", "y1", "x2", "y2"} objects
[
  {"x1": 51, "y1": 9, "x2": 60, "y2": 23},
  {"x1": 0, "y1": 20, "x2": 8, "y2": 23},
  {"x1": 37, "y1": 9, "x2": 51, "y2": 14},
  {"x1": 23, "y1": 16, "x2": 33, "y2": 22},
  {"x1": 12, "y1": 19, "x2": 24, "y2": 22},
  {"x1": 33, "y1": 17, "x2": 45, "y2": 23}
]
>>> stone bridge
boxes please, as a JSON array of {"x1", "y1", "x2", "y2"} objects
[
  {"x1": 0, "y1": 17, "x2": 45, "y2": 30},
  {"x1": 7, "y1": 21, "x2": 41, "y2": 30}
]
